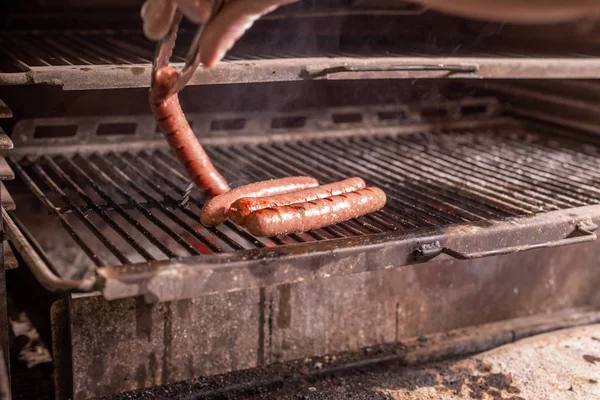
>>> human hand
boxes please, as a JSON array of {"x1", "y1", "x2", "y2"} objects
[{"x1": 141, "y1": 0, "x2": 298, "y2": 67}]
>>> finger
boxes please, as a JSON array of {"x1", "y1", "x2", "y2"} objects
[
  {"x1": 141, "y1": 0, "x2": 177, "y2": 41},
  {"x1": 199, "y1": 0, "x2": 298, "y2": 68},
  {"x1": 175, "y1": 0, "x2": 212, "y2": 24}
]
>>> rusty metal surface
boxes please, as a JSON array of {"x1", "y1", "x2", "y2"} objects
[
  {"x1": 69, "y1": 239, "x2": 600, "y2": 399},
  {"x1": 3, "y1": 57, "x2": 600, "y2": 90},
  {"x1": 98, "y1": 204, "x2": 600, "y2": 302},
  {"x1": 93, "y1": 316, "x2": 600, "y2": 400},
  {"x1": 70, "y1": 289, "x2": 262, "y2": 400}
]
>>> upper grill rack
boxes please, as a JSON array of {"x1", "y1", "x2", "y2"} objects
[
  {"x1": 2, "y1": 18, "x2": 600, "y2": 88},
  {"x1": 5, "y1": 30, "x2": 599, "y2": 72},
  {"x1": 5, "y1": 105, "x2": 600, "y2": 284}
]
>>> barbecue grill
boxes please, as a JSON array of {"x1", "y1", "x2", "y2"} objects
[{"x1": 1, "y1": 1, "x2": 600, "y2": 399}]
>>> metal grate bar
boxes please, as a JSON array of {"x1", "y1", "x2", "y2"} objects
[
  {"x1": 415, "y1": 135, "x2": 587, "y2": 209},
  {"x1": 393, "y1": 135, "x2": 574, "y2": 209},
  {"x1": 63, "y1": 156, "x2": 178, "y2": 258},
  {"x1": 285, "y1": 139, "x2": 462, "y2": 226},
  {"x1": 41, "y1": 36, "x2": 93, "y2": 65},
  {"x1": 110, "y1": 152, "x2": 223, "y2": 253},
  {"x1": 60, "y1": 35, "x2": 110, "y2": 65},
  {"x1": 151, "y1": 152, "x2": 268, "y2": 248},
  {"x1": 82, "y1": 154, "x2": 201, "y2": 256},
  {"x1": 465, "y1": 133, "x2": 600, "y2": 201},
  {"x1": 28, "y1": 35, "x2": 76, "y2": 66},
  {"x1": 440, "y1": 134, "x2": 596, "y2": 207},
  {"x1": 494, "y1": 135, "x2": 600, "y2": 196},
  {"x1": 93, "y1": 154, "x2": 209, "y2": 254},
  {"x1": 8, "y1": 157, "x2": 107, "y2": 266},
  {"x1": 2, "y1": 35, "x2": 52, "y2": 67},
  {"x1": 310, "y1": 138, "x2": 493, "y2": 223},
  {"x1": 130, "y1": 153, "x2": 246, "y2": 251},
  {"x1": 45, "y1": 156, "x2": 157, "y2": 261},
  {"x1": 365, "y1": 135, "x2": 546, "y2": 213},
  {"x1": 339, "y1": 137, "x2": 511, "y2": 220},
  {"x1": 344, "y1": 135, "x2": 534, "y2": 215},
  {"x1": 104, "y1": 36, "x2": 155, "y2": 63},
  {"x1": 33, "y1": 158, "x2": 133, "y2": 265}
]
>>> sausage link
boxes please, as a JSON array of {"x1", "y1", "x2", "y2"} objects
[
  {"x1": 228, "y1": 177, "x2": 366, "y2": 226},
  {"x1": 200, "y1": 176, "x2": 320, "y2": 227},
  {"x1": 246, "y1": 187, "x2": 387, "y2": 237},
  {"x1": 150, "y1": 67, "x2": 231, "y2": 197}
]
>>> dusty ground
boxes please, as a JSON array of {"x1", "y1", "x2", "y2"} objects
[{"x1": 105, "y1": 324, "x2": 600, "y2": 400}]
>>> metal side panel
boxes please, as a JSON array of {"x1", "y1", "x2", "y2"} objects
[
  {"x1": 69, "y1": 289, "x2": 263, "y2": 400},
  {"x1": 68, "y1": 240, "x2": 600, "y2": 399}
]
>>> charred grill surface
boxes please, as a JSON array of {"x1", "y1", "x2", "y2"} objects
[{"x1": 5, "y1": 119, "x2": 600, "y2": 281}]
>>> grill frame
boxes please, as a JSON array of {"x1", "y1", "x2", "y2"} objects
[{"x1": 4, "y1": 99, "x2": 600, "y2": 302}]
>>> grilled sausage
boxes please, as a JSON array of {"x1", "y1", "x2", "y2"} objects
[
  {"x1": 228, "y1": 177, "x2": 366, "y2": 226},
  {"x1": 200, "y1": 176, "x2": 319, "y2": 226},
  {"x1": 246, "y1": 187, "x2": 387, "y2": 237},
  {"x1": 150, "y1": 66, "x2": 231, "y2": 197}
]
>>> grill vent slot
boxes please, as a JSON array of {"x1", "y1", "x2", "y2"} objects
[
  {"x1": 332, "y1": 113, "x2": 363, "y2": 124},
  {"x1": 97, "y1": 123, "x2": 137, "y2": 136},
  {"x1": 378, "y1": 110, "x2": 407, "y2": 121},
  {"x1": 210, "y1": 118, "x2": 246, "y2": 131},
  {"x1": 420, "y1": 107, "x2": 449, "y2": 119},
  {"x1": 461, "y1": 104, "x2": 488, "y2": 116},
  {"x1": 271, "y1": 116, "x2": 306, "y2": 129},
  {"x1": 34, "y1": 125, "x2": 78, "y2": 139}
]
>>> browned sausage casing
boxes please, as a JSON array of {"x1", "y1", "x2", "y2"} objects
[
  {"x1": 246, "y1": 187, "x2": 387, "y2": 237},
  {"x1": 228, "y1": 177, "x2": 366, "y2": 226},
  {"x1": 200, "y1": 176, "x2": 320, "y2": 227},
  {"x1": 150, "y1": 66, "x2": 230, "y2": 197}
]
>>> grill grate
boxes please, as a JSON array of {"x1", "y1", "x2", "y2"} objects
[
  {"x1": 6, "y1": 121, "x2": 600, "y2": 280},
  {"x1": 2, "y1": 30, "x2": 600, "y2": 72}
]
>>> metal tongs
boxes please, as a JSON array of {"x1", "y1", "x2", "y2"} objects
[{"x1": 151, "y1": 0, "x2": 225, "y2": 96}]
